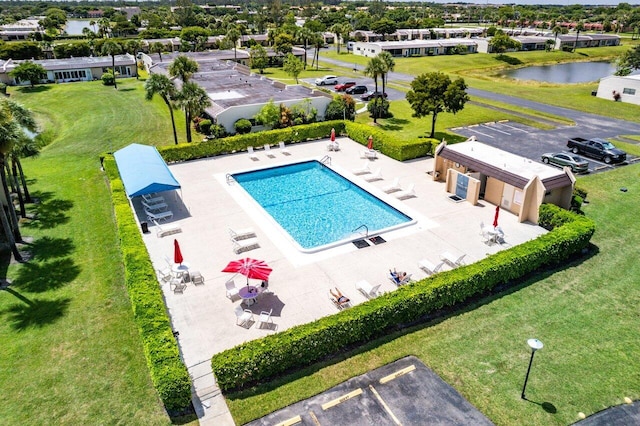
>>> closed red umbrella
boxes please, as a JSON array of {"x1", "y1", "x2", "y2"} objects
[
  {"x1": 493, "y1": 205, "x2": 500, "y2": 228},
  {"x1": 222, "y1": 258, "x2": 272, "y2": 285},
  {"x1": 367, "y1": 135, "x2": 373, "y2": 150},
  {"x1": 174, "y1": 239, "x2": 184, "y2": 265},
  {"x1": 330, "y1": 127, "x2": 336, "y2": 142}
]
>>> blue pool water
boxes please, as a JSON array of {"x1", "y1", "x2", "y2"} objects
[{"x1": 233, "y1": 161, "x2": 413, "y2": 251}]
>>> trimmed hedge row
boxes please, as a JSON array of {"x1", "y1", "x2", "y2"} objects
[
  {"x1": 103, "y1": 156, "x2": 192, "y2": 412},
  {"x1": 156, "y1": 121, "x2": 436, "y2": 164},
  {"x1": 211, "y1": 204, "x2": 595, "y2": 392}
]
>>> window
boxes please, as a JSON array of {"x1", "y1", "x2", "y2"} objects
[{"x1": 623, "y1": 88, "x2": 636, "y2": 95}]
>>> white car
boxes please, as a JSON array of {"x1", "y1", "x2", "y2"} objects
[{"x1": 315, "y1": 75, "x2": 338, "y2": 86}]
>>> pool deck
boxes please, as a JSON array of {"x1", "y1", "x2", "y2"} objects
[{"x1": 136, "y1": 137, "x2": 547, "y2": 425}]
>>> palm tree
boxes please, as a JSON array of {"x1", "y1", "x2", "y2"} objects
[
  {"x1": 296, "y1": 27, "x2": 314, "y2": 69},
  {"x1": 150, "y1": 42, "x2": 165, "y2": 62},
  {"x1": 10, "y1": 135, "x2": 40, "y2": 215},
  {"x1": 225, "y1": 26, "x2": 241, "y2": 61},
  {"x1": 126, "y1": 40, "x2": 142, "y2": 79},
  {"x1": 145, "y1": 74, "x2": 179, "y2": 145},
  {"x1": 168, "y1": 55, "x2": 198, "y2": 84},
  {"x1": 551, "y1": 25, "x2": 562, "y2": 50},
  {"x1": 101, "y1": 40, "x2": 123, "y2": 89},
  {"x1": 574, "y1": 21, "x2": 584, "y2": 51},
  {"x1": 329, "y1": 23, "x2": 343, "y2": 54},
  {"x1": 98, "y1": 17, "x2": 111, "y2": 38},
  {"x1": 364, "y1": 56, "x2": 385, "y2": 123},
  {"x1": 378, "y1": 51, "x2": 395, "y2": 99},
  {"x1": 177, "y1": 82, "x2": 211, "y2": 143},
  {"x1": 311, "y1": 32, "x2": 324, "y2": 71}
]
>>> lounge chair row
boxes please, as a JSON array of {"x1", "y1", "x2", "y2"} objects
[
  {"x1": 229, "y1": 227, "x2": 260, "y2": 253},
  {"x1": 248, "y1": 143, "x2": 291, "y2": 160},
  {"x1": 418, "y1": 252, "x2": 466, "y2": 275}
]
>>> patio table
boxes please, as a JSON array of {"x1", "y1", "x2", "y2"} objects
[{"x1": 239, "y1": 285, "x2": 260, "y2": 306}]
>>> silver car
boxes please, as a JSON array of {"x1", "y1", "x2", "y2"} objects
[{"x1": 541, "y1": 152, "x2": 589, "y2": 173}]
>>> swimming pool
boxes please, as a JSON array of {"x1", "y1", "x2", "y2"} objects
[{"x1": 232, "y1": 160, "x2": 414, "y2": 252}]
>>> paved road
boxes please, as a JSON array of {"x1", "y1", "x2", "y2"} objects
[{"x1": 317, "y1": 54, "x2": 640, "y2": 171}]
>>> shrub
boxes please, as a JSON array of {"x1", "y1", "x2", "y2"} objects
[
  {"x1": 211, "y1": 204, "x2": 595, "y2": 392},
  {"x1": 234, "y1": 118, "x2": 252, "y2": 134},
  {"x1": 209, "y1": 124, "x2": 228, "y2": 139},
  {"x1": 101, "y1": 71, "x2": 115, "y2": 86},
  {"x1": 366, "y1": 97, "x2": 392, "y2": 119},
  {"x1": 197, "y1": 119, "x2": 212, "y2": 135}
]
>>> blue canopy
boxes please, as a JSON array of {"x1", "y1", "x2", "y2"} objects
[{"x1": 113, "y1": 143, "x2": 181, "y2": 198}]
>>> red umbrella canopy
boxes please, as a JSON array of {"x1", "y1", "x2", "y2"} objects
[
  {"x1": 367, "y1": 135, "x2": 373, "y2": 150},
  {"x1": 174, "y1": 239, "x2": 184, "y2": 264},
  {"x1": 222, "y1": 258, "x2": 272, "y2": 283},
  {"x1": 493, "y1": 205, "x2": 500, "y2": 228},
  {"x1": 330, "y1": 128, "x2": 336, "y2": 142}
]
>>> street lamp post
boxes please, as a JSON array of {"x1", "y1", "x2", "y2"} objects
[{"x1": 521, "y1": 338, "x2": 543, "y2": 400}]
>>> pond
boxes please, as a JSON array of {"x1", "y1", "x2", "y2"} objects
[
  {"x1": 503, "y1": 61, "x2": 616, "y2": 84},
  {"x1": 64, "y1": 19, "x2": 95, "y2": 36}
]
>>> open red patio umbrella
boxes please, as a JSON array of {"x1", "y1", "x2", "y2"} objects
[
  {"x1": 367, "y1": 135, "x2": 373, "y2": 150},
  {"x1": 174, "y1": 239, "x2": 184, "y2": 265},
  {"x1": 330, "y1": 127, "x2": 336, "y2": 142},
  {"x1": 222, "y1": 258, "x2": 272, "y2": 285},
  {"x1": 493, "y1": 205, "x2": 500, "y2": 228}
]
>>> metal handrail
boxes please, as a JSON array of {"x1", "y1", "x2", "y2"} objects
[
  {"x1": 352, "y1": 224, "x2": 369, "y2": 238},
  {"x1": 320, "y1": 155, "x2": 331, "y2": 165},
  {"x1": 226, "y1": 173, "x2": 235, "y2": 185}
]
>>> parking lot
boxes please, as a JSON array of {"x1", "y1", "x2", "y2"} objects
[
  {"x1": 302, "y1": 76, "x2": 405, "y2": 102},
  {"x1": 452, "y1": 120, "x2": 635, "y2": 174}
]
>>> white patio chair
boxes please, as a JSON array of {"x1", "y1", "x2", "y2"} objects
[
  {"x1": 352, "y1": 162, "x2": 371, "y2": 175},
  {"x1": 234, "y1": 306, "x2": 254, "y2": 327},
  {"x1": 190, "y1": 270, "x2": 204, "y2": 285},
  {"x1": 141, "y1": 200, "x2": 168, "y2": 212},
  {"x1": 232, "y1": 237, "x2": 260, "y2": 254},
  {"x1": 145, "y1": 209, "x2": 173, "y2": 223},
  {"x1": 247, "y1": 146, "x2": 259, "y2": 161},
  {"x1": 264, "y1": 144, "x2": 276, "y2": 158},
  {"x1": 257, "y1": 309, "x2": 274, "y2": 329},
  {"x1": 152, "y1": 219, "x2": 181, "y2": 238},
  {"x1": 170, "y1": 277, "x2": 187, "y2": 294},
  {"x1": 355, "y1": 280, "x2": 381, "y2": 299},
  {"x1": 418, "y1": 259, "x2": 445, "y2": 275},
  {"x1": 441, "y1": 251, "x2": 466, "y2": 268},
  {"x1": 327, "y1": 141, "x2": 340, "y2": 151},
  {"x1": 142, "y1": 193, "x2": 164, "y2": 204},
  {"x1": 228, "y1": 227, "x2": 256, "y2": 241},
  {"x1": 225, "y1": 279, "x2": 239, "y2": 300},
  {"x1": 156, "y1": 267, "x2": 172, "y2": 283},
  {"x1": 394, "y1": 183, "x2": 416, "y2": 200},
  {"x1": 364, "y1": 168, "x2": 383, "y2": 182},
  {"x1": 278, "y1": 141, "x2": 291, "y2": 155},
  {"x1": 382, "y1": 177, "x2": 401, "y2": 194},
  {"x1": 361, "y1": 149, "x2": 377, "y2": 160}
]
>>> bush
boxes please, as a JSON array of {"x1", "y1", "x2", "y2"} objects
[
  {"x1": 366, "y1": 97, "x2": 392, "y2": 119},
  {"x1": 209, "y1": 124, "x2": 228, "y2": 139},
  {"x1": 197, "y1": 119, "x2": 212, "y2": 135},
  {"x1": 234, "y1": 118, "x2": 252, "y2": 134},
  {"x1": 101, "y1": 72, "x2": 115, "y2": 86},
  {"x1": 0, "y1": 82, "x2": 6, "y2": 94},
  {"x1": 211, "y1": 203, "x2": 595, "y2": 392}
]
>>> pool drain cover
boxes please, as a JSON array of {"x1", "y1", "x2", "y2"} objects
[
  {"x1": 353, "y1": 239, "x2": 370, "y2": 249},
  {"x1": 369, "y1": 236, "x2": 386, "y2": 245}
]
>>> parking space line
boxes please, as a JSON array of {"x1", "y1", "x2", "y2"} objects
[
  {"x1": 499, "y1": 123, "x2": 529, "y2": 132},
  {"x1": 275, "y1": 415, "x2": 302, "y2": 426},
  {"x1": 379, "y1": 365, "x2": 416, "y2": 384},
  {"x1": 369, "y1": 385, "x2": 402, "y2": 425},
  {"x1": 309, "y1": 410, "x2": 321, "y2": 425},
  {"x1": 321, "y1": 388, "x2": 363, "y2": 410},
  {"x1": 469, "y1": 129, "x2": 495, "y2": 139},
  {"x1": 481, "y1": 124, "x2": 511, "y2": 135}
]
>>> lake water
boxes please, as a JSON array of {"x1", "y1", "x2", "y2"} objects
[
  {"x1": 504, "y1": 62, "x2": 616, "y2": 84},
  {"x1": 65, "y1": 19, "x2": 95, "y2": 36}
]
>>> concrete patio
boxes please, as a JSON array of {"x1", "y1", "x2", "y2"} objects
[{"x1": 134, "y1": 136, "x2": 547, "y2": 425}]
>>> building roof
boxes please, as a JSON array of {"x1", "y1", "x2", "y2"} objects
[
  {"x1": 1, "y1": 54, "x2": 136, "y2": 72},
  {"x1": 359, "y1": 39, "x2": 477, "y2": 49},
  {"x1": 439, "y1": 141, "x2": 572, "y2": 190}
]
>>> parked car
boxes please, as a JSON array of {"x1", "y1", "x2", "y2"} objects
[
  {"x1": 361, "y1": 91, "x2": 388, "y2": 101},
  {"x1": 334, "y1": 81, "x2": 356, "y2": 92},
  {"x1": 346, "y1": 85, "x2": 368, "y2": 95},
  {"x1": 541, "y1": 152, "x2": 589, "y2": 173},
  {"x1": 315, "y1": 75, "x2": 338, "y2": 86},
  {"x1": 566, "y1": 137, "x2": 626, "y2": 164}
]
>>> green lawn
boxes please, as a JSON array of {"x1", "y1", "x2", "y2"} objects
[
  {"x1": 1, "y1": 79, "x2": 183, "y2": 424},
  {"x1": 226, "y1": 164, "x2": 640, "y2": 425}
]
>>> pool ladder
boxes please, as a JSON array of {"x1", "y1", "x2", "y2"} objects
[
  {"x1": 353, "y1": 224, "x2": 369, "y2": 238},
  {"x1": 320, "y1": 155, "x2": 331, "y2": 165},
  {"x1": 225, "y1": 173, "x2": 235, "y2": 185}
]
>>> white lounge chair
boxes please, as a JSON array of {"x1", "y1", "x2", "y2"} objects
[
  {"x1": 382, "y1": 178, "x2": 401, "y2": 194},
  {"x1": 327, "y1": 141, "x2": 340, "y2": 151},
  {"x1": 355, "y1": 280, "x2": 381, "y2": 299},
  {"x1": 364, "y1": 168, "x2": 383, "y2": 182},
  {"x1": 232, "y1": 237, "x2": 260, "y2": 254},
  {"x1": 225, "y1": 279, "x2": 239, "y2": 300},
  {"x1": 234, "y1": 306, "x2": 254, "y2": 327},
  {"x1": 146, "y1": 209, "x2": 173, "y2": 223},
  {"x1": 388, "y1": 272, "x2": 412, "y2": 286},
  {"x1": 352, "y1": 162, "x2": 371, "y2": 175},
  {"x1": 228, "y1": 227, "x2": 256, "y2": 241},
  {"x1": 142, "y1": 193, "x2": 164, "y2": 204},
  {"x1": 279, "y1": 142, "x2": 291, "y2": 155},
  {"x1": 361, "y1": 149, "x2": 377, "y2": 160},
  {"x1": 257, "y1": 309, "x2": 274, "y2": 329},
  {"x1": 190, "y1": 270, "x2": 204, "y2": 285},
  {"x1": 141, "y1": 200, "x2": 168, "y2": 212},
  {"x1": 441, "y1": 251, "x2": 466, "y2": 267},
  {"x1": 152, "y1": 219, "x2": 181, "y2": 238},
  {"x1": 418, "y1": 259, "x2": 445, "y2": 275},
  {"x1": 264, "y1": 144, "x2": 276, "y2": 158},
  {"x1": 328, "y1": 291, "x2": 351, "y2": 310},
  {"x1": 394, "y1": 183, "x2": 416, "y2": 200},
  {"x1": 247, "y1": 146, "x2": 259, "y2": 161}
]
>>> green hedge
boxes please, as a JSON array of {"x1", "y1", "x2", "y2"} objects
[
  {"x1": 211, "y1": 203, "x2": 595, "y2": 392},
  {"x1": 344, "y1": 122, "x2": 435, "y2": 161},
  {"x1": 103, "y1": 157, "x2": 192, "y2": 413}
]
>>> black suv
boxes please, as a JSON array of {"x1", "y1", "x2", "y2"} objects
[{"x1": 346, "y1": 85, "x2": 368, "y2": 95}]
